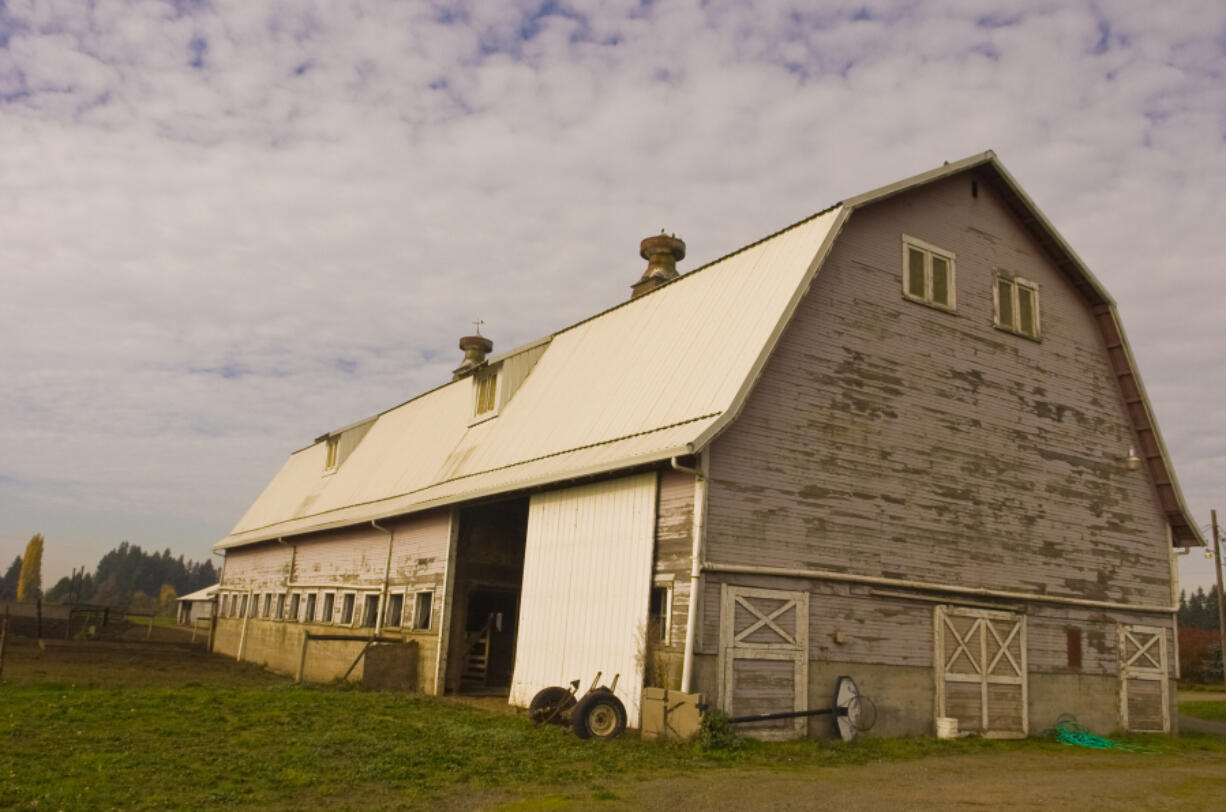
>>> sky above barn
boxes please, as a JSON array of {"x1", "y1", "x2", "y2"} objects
[{"x1": 2, "y1": 1, "x2": 1224, "y2": 594}]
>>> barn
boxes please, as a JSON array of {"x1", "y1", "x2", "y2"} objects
[
  {"x1": 176, "y1": 584, "x2": 218, "y2": 626},
  {"x1": 212, "y1": 151, "x2": 1201, "y2": 738}
]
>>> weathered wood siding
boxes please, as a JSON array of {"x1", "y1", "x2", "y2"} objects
[
  {"x1": 653, "y1": 466, "x2": 695, "y2": 661},
  {"x1": 705, "y1": 172, "x2": 1172, "y2": 608},
  {"x1": 221, "y1": 510, "x2": 450, "y2": 594}
]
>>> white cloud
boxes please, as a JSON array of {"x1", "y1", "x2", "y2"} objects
[{"x1": 1, "y1": 0, "x2": 1223, "y2": 591}]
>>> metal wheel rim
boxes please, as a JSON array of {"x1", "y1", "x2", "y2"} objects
[{"x1": 588, "y1": 703, "x2": 619, "y2": 737}]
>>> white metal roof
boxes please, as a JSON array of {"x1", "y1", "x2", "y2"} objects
[
  {"x1": 178, "y1": 584, "x2": 219, "y2": 603},
  {"x1": 217, "y1": 206, "x2": 843, "y2": 549},
  {"x1": 217, "y1": 150, "x2": 1202, "y2": 550}
]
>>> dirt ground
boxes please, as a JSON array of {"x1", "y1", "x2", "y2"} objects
[{"x1": 526, "y1": 751, "x2": 1226, "y2": 811}]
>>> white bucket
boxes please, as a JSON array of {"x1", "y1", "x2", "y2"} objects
[{"x1": 936, "y1": 717, "x2": 959, "y2": 739}]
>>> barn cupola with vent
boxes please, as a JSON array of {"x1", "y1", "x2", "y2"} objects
[{"x1": 631, "y1": 233, "x2": 686, "y2": 299}]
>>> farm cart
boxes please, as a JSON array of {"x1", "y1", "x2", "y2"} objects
[{"x1": 529, "y1": 672, "x2": 628, "y2": 740}]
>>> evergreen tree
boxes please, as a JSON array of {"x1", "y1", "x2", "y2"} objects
[
  {"x1": 0, "y1": 556, "x2": 21, "y2": 600},
  {"x1": 17, "y1": 533, "x2": 44, "y2": 601}
]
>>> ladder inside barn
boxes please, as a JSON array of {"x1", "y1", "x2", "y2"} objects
[{"x1": 462, "y1": 617, "x2": 493, "y2": 686}]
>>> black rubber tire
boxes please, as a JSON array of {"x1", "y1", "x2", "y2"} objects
[
  {"x1": 529, "y1": 686, "x2": 576, "y2": 724},
  {"x1": 571, "y1": 690, "x2": 627, "y2": 740}
]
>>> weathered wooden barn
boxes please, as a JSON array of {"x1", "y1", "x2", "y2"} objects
[{"x1": 213, "y1": 152, "x2": 1201, "y2": 738}]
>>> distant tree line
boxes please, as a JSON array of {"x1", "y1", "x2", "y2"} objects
[
  {"x1": 1178, "y1": 587, "x2": 1224, "y2": 685},
  {"x1": 1179, "y1": 586, "x2": 1223, "y2": 630},
  {"x1": 0, "y1": 533, "x2": 45, "y2": 602},
  {"x1": 37, "y1": 541, "x2": 218, "y2": 613}
]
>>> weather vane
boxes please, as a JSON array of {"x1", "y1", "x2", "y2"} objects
[{"x1": 473, "y1": 319, "x2": 485, "y2": 336}]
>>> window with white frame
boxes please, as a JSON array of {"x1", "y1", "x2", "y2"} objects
[
  {"x1": 994, "y1": 274, "x2": 1040, "y2": 339},
  {"x1": 648, "y1": 583, "x2": 672, "y2": 644},
  {"x1": 304, "y1": 593, "x2": 317, "y2": 623},
  {"x1": 902, "y1": 236, "x2": 956, "y2": 311},
  {"x1": 322, "y1": 592, "x2": 335, "y2": 623},
  {"x1": 360, "y1": 594, "x2": 379, "y2": 628},
  {"x1": 276, "y1": 593, "x2": 286, "y2": 619},
  {"x1": 385, "y1": 593, "x2": 404, "y2": 628},
  {"x1": 288, "y1": 593, "x2": 301, "y2": 622},
  {"x1": 340, "y1": 593, "x2": 355, "y2": 625},
  {"x1": 414, "y1": 591, "x2": 433, "y2": 630}
]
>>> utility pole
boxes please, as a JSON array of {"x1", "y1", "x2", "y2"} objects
[{"x1": 1214, "y1": 510, "x2": 1226, "y2": 689}]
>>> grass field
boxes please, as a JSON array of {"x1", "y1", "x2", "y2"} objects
[
  {"x1": 3, "y1": 638, "x2": 1226, "y2": 811},
  {"x1": 1181, "y1": 701, "x2": 1226, "y2": 724}
]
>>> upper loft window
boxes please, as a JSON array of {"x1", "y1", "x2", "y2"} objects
[
  {"x1": 323, "y1": 435, "x2": 339, "y2": 472},
  {"x1": 902, "y1": 236, "x2": 956, "y2": 311},
  {"x1": 473, "y1": 369, "x2": 499, "y2": 418},
  {"x1": 995, "y1": 274, "x2": 1040, "y2": 339}
]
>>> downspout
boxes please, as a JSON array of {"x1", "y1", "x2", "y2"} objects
[
  {"x1": 673, "y1": 452, "x2": 708, "y2": 694},
  {"x1": 372, "y1": 520, "x2": 394, "y2": 636},
  {"x1": 237, "y1": 588, "x2": 253, "y2": 662},
  {"x1": 277, "y1": 537, "x2": 295, "y2": 620}
]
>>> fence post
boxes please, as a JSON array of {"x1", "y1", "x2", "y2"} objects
[
  {"x1": 0, "y1": 607, "x2": 8, "y2": 681},
  {"x1": 296, "y1": 632, "x2": 310, "y2": 682},
  {"x1": 35, "y1": 598, "x2": 42, "y2": 640}
]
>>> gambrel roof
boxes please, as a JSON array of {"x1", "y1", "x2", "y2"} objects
[{"x1": 217, "y1": 152, "x2": 1202, "y2": 550}]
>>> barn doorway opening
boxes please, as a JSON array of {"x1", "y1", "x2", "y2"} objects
[{"x1": 444, "y1": 498, "x2": 529, "y2": 696}]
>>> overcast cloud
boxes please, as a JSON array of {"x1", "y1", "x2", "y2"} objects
[{"x1": 1, "y1": 0, "x2": 1224, "y2": 594}]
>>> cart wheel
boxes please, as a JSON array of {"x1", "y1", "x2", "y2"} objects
[
  {"x1": 571, "y1": 691, "x2": 627, "y2": 740},
  {"x1": 529, "y1": 686, "x2": 576, "y2": 724}
]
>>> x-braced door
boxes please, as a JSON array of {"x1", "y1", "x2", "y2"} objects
[
  {"x1": 934, "y1": 605, "x2": 1028, "y2": 738},
  {"x1": 719, "y1": 585, "x2": 809, "y2": 740},
  {"x1": 1119, "y1": 624, "x2": 1169, "y2": 733}
]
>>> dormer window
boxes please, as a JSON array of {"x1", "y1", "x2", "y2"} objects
[
  {"x1": 316, "y1": 418, "x2": 374, "y2": 474},
  {"x1": 473, "y1": 370, "x2": 499, "y2": 418},
  {"x1": 323, "y1": 435, "x2": 339, "y2": 472},
  {"x1": 902, "y1": 235, "x2": 956, "y2": 312}
]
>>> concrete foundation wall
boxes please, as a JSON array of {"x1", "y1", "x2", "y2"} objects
[
  {"x1": 213, "y1": 617, "x2": 440, "y2": 691},
  {"x1": 689, "y1": 571, "x2": 1176, "y2": 739}
]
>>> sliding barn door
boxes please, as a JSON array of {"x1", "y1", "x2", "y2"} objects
[
  {"x1": 510, "y1": 472, "x2": 657, "y2": 728},
  {"x1": 1119, "y1": 624, "x2": 1169, "y2": 733},
  {"x1": 719, "y1": 585, "x2": 810, "y2": 740},
  {"x1": 934, "y1": 605, "x2": 1028, "y2": 738}
]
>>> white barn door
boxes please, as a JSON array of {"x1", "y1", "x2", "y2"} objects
[
  {"x1": 510, "y1": 472, "x2": 657, "y2": 728},
  {"x1": 1119, "y1": 624, "x2": 1169, "y2": 733}
]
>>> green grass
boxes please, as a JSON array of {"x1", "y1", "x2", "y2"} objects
[
  {"x1": 3, "y1": 640, "x2": 1225, "y2": 810},
  {"x1": 1181, "y1": 701, "x2": 1226, "y2": 724},
  {"x1": 4, "y1": 681, "x2": 1223, "y2": 811}
]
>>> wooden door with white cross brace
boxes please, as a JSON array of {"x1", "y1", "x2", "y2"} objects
[
  {"x1": 718, "y1": 584, "x2": 809, "y2": 740},
  {"x1": 1118, "y1": 624, "x2": 1169, "y2": 733},
  {"x1": 934, "y1": 605, "x2": 1028, "y2": 738}
]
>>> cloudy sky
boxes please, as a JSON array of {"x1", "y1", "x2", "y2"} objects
[{"x1": 2, "y1": 0, "x2": 1224, "y2": 595}]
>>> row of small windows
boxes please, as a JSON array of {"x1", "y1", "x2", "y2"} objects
[
  {"x1": 217, "y1": 589, "x2": 433, "y2": 631},
  {"x1": 902, "y1": 235, "x2": 1041, "y2": 340}
]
